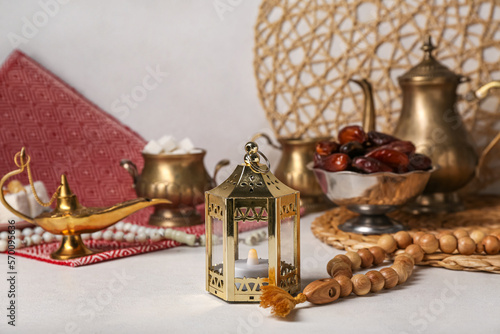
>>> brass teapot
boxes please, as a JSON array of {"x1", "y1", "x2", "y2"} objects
[
  {"x1": 121, "y1": 150, "x2": 229, "y2": 227},
  {"x1": 354, "y1": 36, "x2": 500, "y2": 213}
]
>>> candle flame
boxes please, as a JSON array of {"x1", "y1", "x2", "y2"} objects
[{"x1": 247, "y1": 248, "x2": 259, "y2": 265}]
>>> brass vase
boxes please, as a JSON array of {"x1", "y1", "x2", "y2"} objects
[
  {"x1": 252, "y1": 133, "x2": 333, "y2": 214},
  {"x1": 121, "y1": 151, "x2": 228, "y2": 227}
]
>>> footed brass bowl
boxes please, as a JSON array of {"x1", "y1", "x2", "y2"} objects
[{"x1": 310, "y1": 163, "x2": 436, "y2": 234}]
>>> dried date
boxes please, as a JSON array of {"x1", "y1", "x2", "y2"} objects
[
  {"x1": 322, "y1": 153, "x2": 351, "y2": 172},
  {"x1": 338, "y1": 125, "x2": 366, "y2": 145},
  {"x1": 380, "y1": 140, "x2": 416, "y2": 155},
  {"x1": 316, "y1": 140, "x2": 339, "y2": 156},
  {"x1": 409, "y1": 154, "x2": 432, "y2": 171},
  {"x1": 339, "y1": 141, "x2": 365, "y2": 158},
  {"x1": 352, "y1": 157, "x2": 393, "y2": 173},
  {"x1": 367, "y1": 131, "x2": 398, "y2": 146},
  {"x1": 366, "y1": 148, "x2": 410, "y2": 172}
]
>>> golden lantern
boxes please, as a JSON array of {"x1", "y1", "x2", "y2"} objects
[{"x1": 205, "y1": 142, "x2": 301, "y2": 302}]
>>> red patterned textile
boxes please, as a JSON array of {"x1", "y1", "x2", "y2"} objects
[{"x1": 0, "y1": 50, "x2": 149, "y2": 223}]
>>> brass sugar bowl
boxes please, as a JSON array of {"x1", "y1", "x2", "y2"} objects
[
  {"x1": 356, "y1": 36, "x2": 500, "y2": 213},
  {"x1": 121, "y1": 151, "x2": 228, "y2": 227}
]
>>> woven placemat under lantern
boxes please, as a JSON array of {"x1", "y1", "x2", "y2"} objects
[
  {"x1": 254, "y1": 0, "x2": 500, "y2": 192},
  {"x1": 311, "y1": 195, "x2": 500, "y2": 273}
]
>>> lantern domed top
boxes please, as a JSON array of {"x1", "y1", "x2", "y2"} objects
[{"x1": 207, "y1": 142, "x2": 298, "y2": 199}]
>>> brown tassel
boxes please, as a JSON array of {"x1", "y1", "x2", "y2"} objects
[{"x1": 259, "y1": 268, "x2": 307, "y2": 317}]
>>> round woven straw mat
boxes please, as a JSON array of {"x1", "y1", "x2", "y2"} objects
[
  {"x1": 311, "y1": 195, "x2": 500, "y2": 273},
  {"x1": 254, "y1": 0, "x2": 500, "y2": 192}
]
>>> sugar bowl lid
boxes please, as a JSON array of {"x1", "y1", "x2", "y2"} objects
[{"x1": 399, "y1": 36, "x2": 462, "y2": 83}]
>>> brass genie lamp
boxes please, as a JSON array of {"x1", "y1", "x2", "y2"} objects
[{"x1": 0, "y1": 148, "x2": 170, "y2": 260}]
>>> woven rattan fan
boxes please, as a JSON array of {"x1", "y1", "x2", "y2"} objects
[{"x1": 254, "y1": 0, "x2": 500, "y2": 191}]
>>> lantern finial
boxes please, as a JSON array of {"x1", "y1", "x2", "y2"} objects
[{"x1": 244, "y1": 141, "x2": 271, "y2": 174}]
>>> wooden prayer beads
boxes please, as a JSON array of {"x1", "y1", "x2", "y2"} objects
[
  {"x1": 320, "y1": 231, "x2": 499, "y2": 302},
  {"x1": 261, "y1": 230, "x2": 500, "y2": 318}
]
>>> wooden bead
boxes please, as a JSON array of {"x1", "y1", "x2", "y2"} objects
[
  {"x1": 368, "y1": 246, "x2": 386, "y2": 265},
  {"x1": 470, "y1": 230, "x2": 485, "y2": 244},
  {"x1": 405, "y1": 244, "x2": 424, "y2": 263},
  {"x1": 457, "y1": 237, "x2": 475, "y2": 255},
  {"x1": 395, "y1": 253, "x2": 415, "y2": 266},
  {"x1": 419, "y1": 234, "x2": 439, "y2": 254},
  {"x1": 365, "y1": 270, "x2": 385, "y2": 293},
  {"x1": 391, "y1": 263, "x2": 409, "y2": 284},
  {"x1": 329, "y1": 261, "x2": 353, "y2": 279},
  {"x1": 334, "y1": 275, "x2": 353, "y2": 297},
  {"x1": 344, "y1": 251, "x2": 362, "y2": 270},
  {"x1": 303, "y1": 278, "x2": 341, "y2": 305},
  {"x1": 394, "y1": 254, "x2": 414, "y2": 276},
  {"x1": 351, "y1": 274, "x2": 371, "y2": 296},
  {"x1": 483, "y1": 236, "x2": 500, "y2": 255},
  {"x1": 412, "y1": 231, "x2": 426, "y2": 245},
  {"x1": 380, "y1": 267, "x2": 398, "y2": 289},
  {"x1": 378, "y1": 235, "x2": 397, "y2": 253},
  {"x1": 437, "y1": 230, "x2": 453, "y2": 239},
  {"x1": 393, "y1": 231, "x2": 412, "y2": 249},
  {"x1": 476, "y1": 241, "x2": 485, "y2": 254},
  {"x1": 357, "y1": 249, "x2": 374, "y2": 268},
  {"x1": 326, "y1": 258, "x2": 346, "y2": 276},
  {"x1": 453, "y1": 229, "x2": 469, "y2": 239},
  {"x1": 439, "y1": 234, "x2": 457, "y2": 254},
  {"x1": 334, "y1": 254, "x2": 352, "y2": 266}
]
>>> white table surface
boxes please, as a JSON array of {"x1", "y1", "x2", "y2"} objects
[{"x1": 1, "y1": 212, "x2": 499, "y2": 334}]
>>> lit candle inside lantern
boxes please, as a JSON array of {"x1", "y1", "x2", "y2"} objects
[{"x1": 234, "y1": 249, "x2": 268, "y2": 278}]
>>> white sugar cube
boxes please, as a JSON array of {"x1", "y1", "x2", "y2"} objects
[
  {"x1": 171, "y1": 148, "x2": 188, "y2": 154},
  {"x1": 157, "y1": 135, "x2": 177, "y2": 153},
  {"x1": 190, "y1": 148, "x2": 203, "y2": 154},
  {"x1": 24, "y1": 181, "x2": 49, "y2": 218},
  {"x1": 178, "y1": 138, "x2": 195, "y2": 152},
  {"x1": 143, "y1": 140, "x2": 163, "y2": 154},
  {"x1": 0, "y1": 191, "x2": 30, "y2": 222}
]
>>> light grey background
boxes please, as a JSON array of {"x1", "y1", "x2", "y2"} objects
[{"x1": 0, "y1": 0, "x2": 273, "y2": 177}]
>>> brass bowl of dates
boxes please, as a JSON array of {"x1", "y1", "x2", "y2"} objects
[{"x1": 310, "y1": 125, "x2": 436, "y2": 235}]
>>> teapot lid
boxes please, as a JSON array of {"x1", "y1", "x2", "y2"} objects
[{"x1": 398, "y1": 36, "x2": 461, "y2": 83}]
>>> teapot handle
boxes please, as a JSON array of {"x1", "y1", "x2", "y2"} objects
[
  {"x1": 465, "y1": 80, "x2": 500, "y2": 178},
  {"x1": 251, "y1": 132, "x2": 282, "y2": 150},
  {"x1": 212, "y1": 159, "x2": 230, "y2": 185},
  {"x1": 120, "y1": 159, "x2": 139, "y2": 187},
  {"x1": 465, "y1": 81, "x2": 500, "y2": 101},
  {"x1": 476, "y1": 132, "x2": 500, "y2": 179}
]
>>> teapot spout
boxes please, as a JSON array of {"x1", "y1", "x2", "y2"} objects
[
  {"x1": 350, "y1": 79, "x2": 376, "y2": 132},
  {"x1": 33, "y1": 197, "x2": 171, "y2": 234},
  {"x1": 83, "y1": 198, "x2": 171, "y2": 229}
]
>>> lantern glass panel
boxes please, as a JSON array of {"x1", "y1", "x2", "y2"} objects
[
  {"x1": 280, "y1": 215, "x2": 295, "y2": 268},
  {"x1": 236, "y1": 222, "x2": 268, "y2": 263},
  {"x1": 211, "y1": 216, "x2": 224, "y2": 273}
]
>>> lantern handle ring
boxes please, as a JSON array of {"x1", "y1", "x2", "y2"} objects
[{"x1": 244, "y1": 141, "x2": 271, "y2": 174}]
